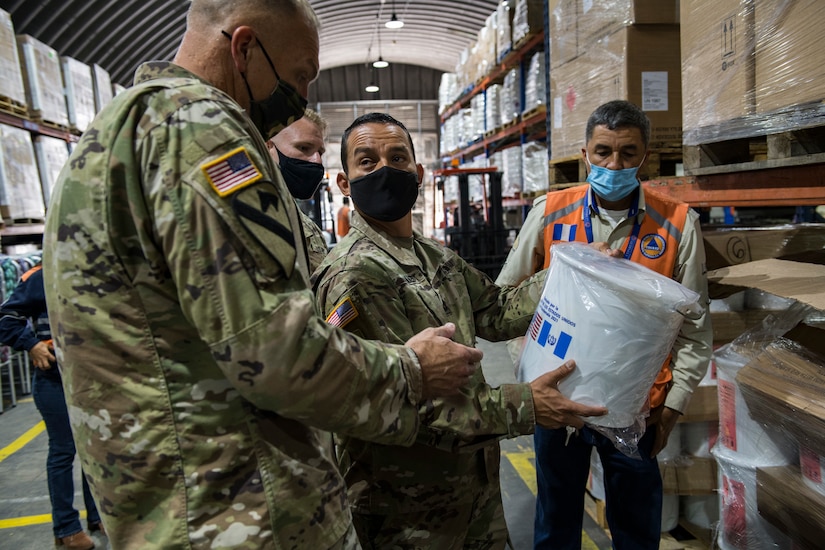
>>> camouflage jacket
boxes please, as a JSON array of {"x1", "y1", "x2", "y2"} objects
[
  {"x1": 311, "y1": 213, "x2": 545, "y2": 514},
  {"x1": 299, "y1": 209, "x2": 329, "y2": 272},
  {"x1": 42, "y1": 61, "x2": 427, "y2": 550}
]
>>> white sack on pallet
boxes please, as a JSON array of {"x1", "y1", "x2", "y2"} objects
[{"x1": 518, "y1": 242, "x2": 702, "y2": 440}]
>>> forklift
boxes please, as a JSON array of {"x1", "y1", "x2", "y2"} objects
[{"x1": 434, "y1": 167, "x2": 511, "y2": 279}]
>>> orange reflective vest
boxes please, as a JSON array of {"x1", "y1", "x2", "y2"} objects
[{"x1": 541, "y1": 184, "x2": 690, "y2": 408}]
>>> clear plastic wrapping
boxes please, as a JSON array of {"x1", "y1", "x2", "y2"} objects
[
  {"x1": 484, "y1": 84, "x2": 501, "y2": 134},
  {"x1": 736, "y1": 337, "x2": 825, "y2": 470},
  {"x1": 61, "y1": 56, "x2": 96, "y2": 133},
  {"x1": 500, "y1": 67, "x2": 521, "y2": 126},
  {"x1": 496, "y1": 0, "x2": 514, "y2": 60},
  {"x1": 17, "y1": 34, "x2": 68, "y2": 126},
  {"x1": 518, "y1": 242, "x2": 702, "y2": 455},
  {"x1": 681, "y1": 0, "x2": 825, "y2": 145},
  {"x1": 707, "y1": 304, "x2": 825, "y2": 549},
  {"x1": 522, "y1": 50, "x2": 546, "y2": 114},
  {"x1": 549, "y1": 23, "x2": 682, "y2": 159},
  {"x1": 92, "y1": 63, "x2": 113, "y2": 112},
  {"x1": 469, "y1": 94, "x2": 485, "y2": 142},
  {"x1": 438, "y1": 72, "x2": 459, "y2": 115},
  {"x1": 520, "y1": 140, "x2": 547, "y2": 194},
  {"x1": 501, "y1": 146, "x2": 523, "y2": 197},
  {"x1": 511, "y1": 0, "x2": 544, "y2": 46},
  {"x1": 0, "y1": 9, "x2": 25, "y2": 106},
  {"x1": 0, "y1": 123, "x2": 45, "y2": 220},
  {"x1": 32, "y1": 135, "x2": 69, "y2": 207}
]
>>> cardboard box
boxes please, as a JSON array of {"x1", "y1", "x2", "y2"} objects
[
  {"x1": 0, "y1": 9, "x2": 26, "y2": 107},
  {"x1": 92, "y1": 63, "x2": 113, "y2": 112},
  {"x1": 702, "y1": 224, "x2": 825, "y2": 271},
  {"x1": 577, "y1": 0, "x2": 680, "y2": 47},
  {"x1": 661, "y1": 457, "x2": 718, "y2": 495},
  {"x1": 708, "y1": 257, "x2": 825, "y2": 312},
  {"x1": 736, "y1": 336, "x2": 825, "y2": 458},
  {"x1": 32, "y1": 135, "x2": 69, "y2": 207},
  {"x1": 61, "y1": 56, "x2": 95, "y2": 132},
  {"x1": 680, "y1": 0, "x2": 755, "y2": 142},
  {"x1": 754, "y1": 0, "x2": 825, "y2": 115},
  {"x1": 16, "y1": 34, "x2": 68, "y2": 126},
  {"x1": 711, "y1": 309, "x2": 775, "y2": 344},
  {"x1": 757, "y1": 465, "x2": 825, "y2": 549},
  {"x1": 680, "y1": 384, "x2": 719, "y2": 423},
  {"x1": 550, "y1": 24, "x2": 682, "y2": 159},
  {"x1": 550, "y1": 0, "x2": 578, "y2": 68},
  {"x1": 550, "y1": 0, "x2": 680, "y2": 69},
  {"x1": 0, "y1": 123, "x2": 45, "y2": 220}
]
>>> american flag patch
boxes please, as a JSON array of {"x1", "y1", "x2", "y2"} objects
[
  {"x1": 202, "y1": 147, "x2": 263, "y2": 197},
  {"x1": 326, "y1": 297, "x2": 359, "y2": 328}
]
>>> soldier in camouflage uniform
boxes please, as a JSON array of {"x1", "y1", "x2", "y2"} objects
[
  {"x1": 312, "y1": 113, "x2": 610, "y2": 549},
  {"x1": 42, "y1": 2, "x2": 483, "y2": 549},
  {"x1": 268, "y1": 108, "x2": 330, "y2": 271}
]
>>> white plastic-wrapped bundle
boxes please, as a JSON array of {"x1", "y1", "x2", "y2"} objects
[
  {"x1": 681, "y1": 495, "x2": 719, "y2": 530},
  {"x1": 518, "y1": 243, "x2": 702, "y2": 429},
  {"x1": 714, "y1": 344, "x2": 797, "y2": 466},
  {"x1": 713, "y1": 444, "x2": 793, "y2": 550}
]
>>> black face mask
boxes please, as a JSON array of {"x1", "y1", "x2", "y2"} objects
[
  {"x1": 277, "y1": 148, "x2": 325, "y2": 200},
  {"x1": 223, "y1": 31, "x2": 308, "y2": 139},
  {"x1": 348, "y1": 166, "x2": 420, "y2": 222}
]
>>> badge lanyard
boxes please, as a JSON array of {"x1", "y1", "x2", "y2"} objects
[{"x1": 583, "y1": 189, "x2": 641, "y2": 260}]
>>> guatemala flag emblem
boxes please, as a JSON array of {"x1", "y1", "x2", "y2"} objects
[{"x1": 552, "y1": 223, "x2": 577, "y2": 241}]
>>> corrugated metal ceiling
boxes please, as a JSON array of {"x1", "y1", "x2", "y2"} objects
[{"x1": 0, "y1": 0, "x2": 501, "y2": 101}]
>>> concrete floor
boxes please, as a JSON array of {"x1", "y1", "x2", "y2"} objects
[{"x1": 0, "y1": 339, "x2": 615, "y2": 550}]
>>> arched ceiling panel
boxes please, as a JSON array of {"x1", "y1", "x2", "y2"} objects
[{"x1": 0, "y1": 0, "x2": 503, "y2": 98}]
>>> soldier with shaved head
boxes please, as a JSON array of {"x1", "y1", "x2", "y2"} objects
[{"x1": 43, "y1": 1, "x2": 483, "y2": 548}]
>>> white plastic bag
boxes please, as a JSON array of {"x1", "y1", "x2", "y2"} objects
[{"x1": 518, "y1": 243, "x2": 702, "y2": 442}]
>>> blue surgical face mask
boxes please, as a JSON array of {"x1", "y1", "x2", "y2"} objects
[{"x1": 585, "y1": 154, "x2": 644, "y2": 202}]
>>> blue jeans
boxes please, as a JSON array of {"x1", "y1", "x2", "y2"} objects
[
  {"x1": 32, "y1": 368, "x2": 100, "y2": 538},
  {"x1": 533, "y1": 425, "x2": 662, "y2": 550}
]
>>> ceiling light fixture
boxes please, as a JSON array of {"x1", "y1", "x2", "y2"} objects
[
  {"x1": 373, "y1": 24, "x2": 389, "y2": 68},
  {"x1": 385, "y1": 0, "x2": 404, "y2": 29},
  {"x1": 365, "y1": 64, "x2": 380, "y2": 93}
]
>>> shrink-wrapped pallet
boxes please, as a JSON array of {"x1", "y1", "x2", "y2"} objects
[
  {"x1": 92, "y1": 63, "x2": 113, "y2": 112},
  {"x1": 17, "y1": 34, "x2": 68, "y2": 126},
  {"x1": 0, "y1": 9, "x2": 26, "y2": 108},
  {"x1": 61, "y1": 56, "x2": 95, "y2": 132},
  {"x1": 0, "y1": 123, "x2": 45, "y2": 220},
  {"x1": 33, "y1": 135, "x2": 69, "y2": 207}
]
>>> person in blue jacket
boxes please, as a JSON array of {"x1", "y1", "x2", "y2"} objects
[{"x1": 0, "y1": 265, "x2": 103, "y2": 550}]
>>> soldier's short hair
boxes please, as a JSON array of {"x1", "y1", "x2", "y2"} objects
[
  {"x1": 188, "y1": 0, "x2": 318, "y2": 34},
  {"x1": 585, "y1": 100, "x2": 650, "y2": 148},
  {"x1": 340, "y1": 112, "x2": 416, "y2": 174},
  {"x1": 303, "y1": 108, "x2": 328, "y2": 138}
]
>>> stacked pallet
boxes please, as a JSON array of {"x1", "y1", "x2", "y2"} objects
[{"x1": 681, "y1": 0, "x2": 825, "y2": 173}]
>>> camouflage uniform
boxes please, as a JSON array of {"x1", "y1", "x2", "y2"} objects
[
  {"x1": 42, "y1": 61, "x2": 428, "y2": 550},
  {"x1": 300, "y1": 210, "x2": 330, "y2": 272},
  {"x1": 312, "y1": 213, "x2": 546, "y2": 549}
]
